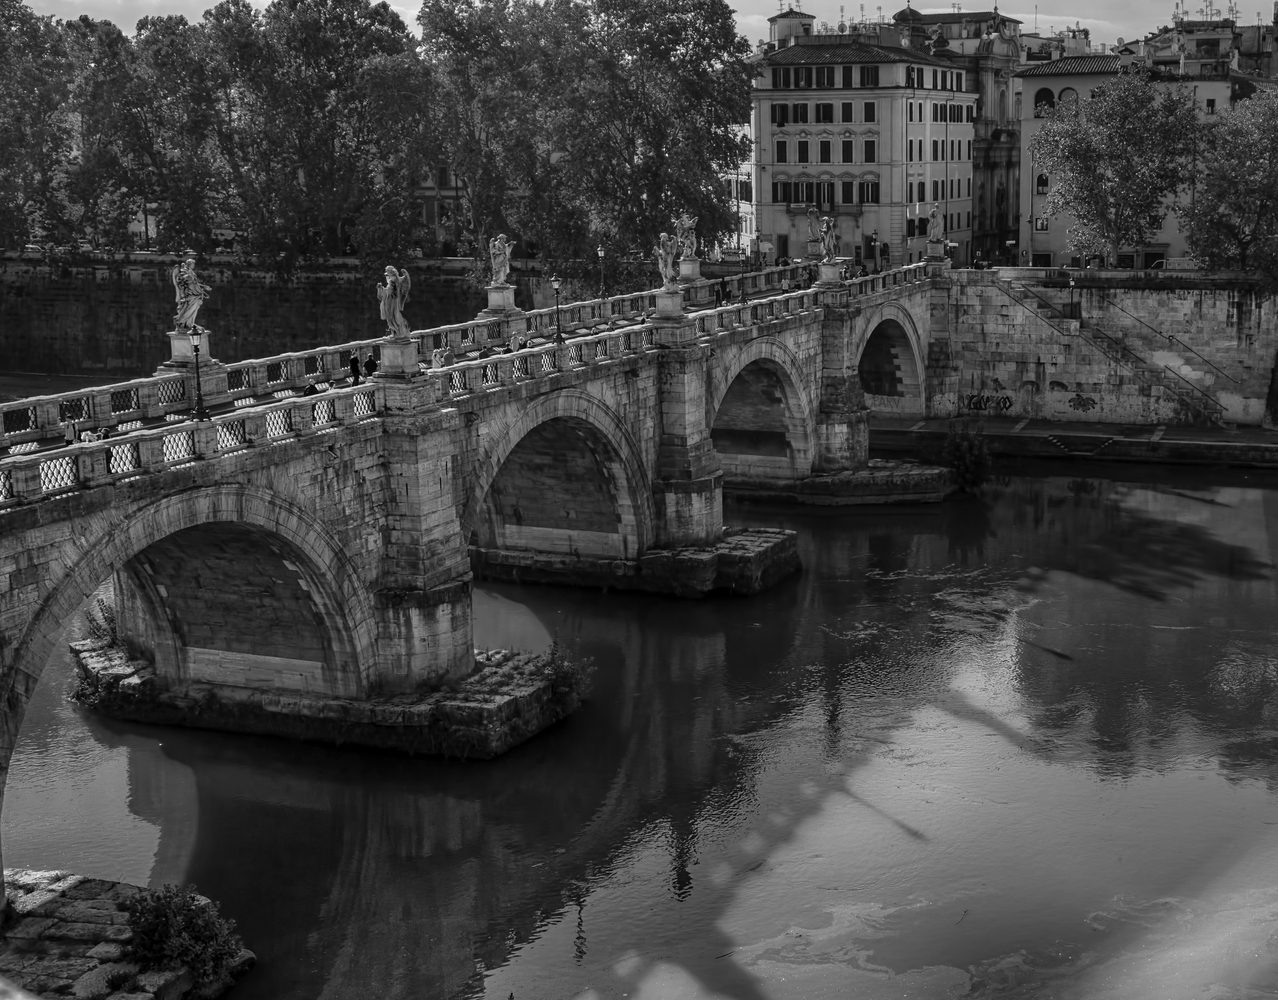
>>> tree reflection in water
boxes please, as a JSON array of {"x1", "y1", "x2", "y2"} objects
[{"x1": 32, "y1": 469, "x2": 1278, "y2": 1000}]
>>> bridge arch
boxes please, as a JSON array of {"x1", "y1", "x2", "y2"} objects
[
  {"x1": 856, "y1": 301, "x2": 927, "y2": 417},
  {"x1": 1, "y1": 485, "x2": 378, "y2": 755},
  {"x1": 707, "y1": 337, "x2": 815, "y2": 483},
  {"x1": 464, "y1": 390, "x2": 655, "y2": 560}
]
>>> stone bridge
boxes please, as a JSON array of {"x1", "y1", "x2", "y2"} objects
[{"x1": 0, "y1": 260, "x2": 935, "y2": 737}]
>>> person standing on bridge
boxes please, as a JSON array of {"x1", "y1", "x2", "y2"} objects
[
  {"x1": 348, "y1": 355, "x2": 361, "y2": 384},
  {"x1": 364, "y1": 354, "x2": 378, "y2": 377}
]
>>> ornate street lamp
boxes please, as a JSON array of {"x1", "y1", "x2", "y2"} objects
[
  {"x1": 1069, "y1": 274, "x2": 1077, "y2": 318},
  {"x1": 550, "y1": 274, "x2": 564, "y2": 342},
  {"x1": 596, "y1": 244, "x2": 605, "y2": 300},
  {"x1": 871, "y1": 229, "x2": 879, "y2": 273},
  {"x1": 755, "y1": 227, "x2": 762, "y2": 270},
  {"x1": 189, "y1": 328, "x2": 210, "y2": 420}
]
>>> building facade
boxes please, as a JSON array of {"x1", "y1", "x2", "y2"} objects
[{"x1": 749, "y1": 10, "x2": 977, "y2": 269}]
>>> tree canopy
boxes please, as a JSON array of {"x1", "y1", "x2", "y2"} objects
[
  {"x1": 1181, "y1": 87, "x2": 1278, "y2": 288},
  {"x1": 0, "y1": 0, "x2": 753, "y2": 275},
  {"x1": 1029, "y1": 69, "x2": 1199, "y2": 264}
]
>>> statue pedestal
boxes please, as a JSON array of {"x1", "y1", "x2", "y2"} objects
[
  {"x1": 375, "y1": 338, "x2": 422, "y2": 379},
  {"x1": 925, "y1": 239, "x2": 947, "y2": 262},
  {"x1": 815, "y1": 262, "x2": 843, "y2": 288},
  {"x1": 806, "y1": 239, "x2": 823, "y2": 260},
  {"x1": 677, "y1": 258, "x2": 701, "y2": 283},
  {"x1": 484, "y1": 283, "x2": 517, "y2": 313},
  {"x1": 160, "y1": 329, "x2": 222, "y2": 369},
  {"x1": 655, "y1": 287, "x2": 684, "y2": 318}
]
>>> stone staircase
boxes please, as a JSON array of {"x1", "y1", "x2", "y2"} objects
[{"x1": 997, "y1": 279, "x2": 1228, "y2": 426}]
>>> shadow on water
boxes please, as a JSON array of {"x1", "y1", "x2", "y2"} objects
[{"x1": 53, "y1": 468, "x2": 1278, "y2": 999}]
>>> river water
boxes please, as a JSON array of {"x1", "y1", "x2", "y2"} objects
[{"x1": 6, "y1": 465, "x2": 1278, "y2": 999}]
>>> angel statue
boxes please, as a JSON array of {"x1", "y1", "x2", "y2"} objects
[
  {"x1": 171, "y1": 259, "x2": 211, "y2": 334},
  {"x1": 674, "y1": 213, "x2": 698, "y2": 259},
  {"x1": 489, "y1": 234, "x2": 514, "y2": 286},
  {"x1": 819, "y1": 216, "x2": 838, "y2": 262},
  {"x1": 928, "y1": 202, "x2": 943, "y2": 238},
  {"x1": 654, "y1": 233, "x2": 679, "y2": 290},
  {"x1": 378, "y1": 265, "x2": 412, "y2": 340}
]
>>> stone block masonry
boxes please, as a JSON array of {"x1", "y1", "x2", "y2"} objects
[{"x1": 0, "y1": 869, "x2": 255, "y2": 1000}]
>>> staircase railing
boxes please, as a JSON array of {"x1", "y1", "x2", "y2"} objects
[{"x1": 1094, "y1": 292, "x2": 1239, "y2": 384}]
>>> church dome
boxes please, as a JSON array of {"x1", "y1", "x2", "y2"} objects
[{"x1": 892, "y1": 4, "x2": 924, "y2": 23}]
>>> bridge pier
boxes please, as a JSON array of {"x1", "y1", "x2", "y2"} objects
[{"x1": 652, "y1": 310, "x2": 723, "y2": 548}]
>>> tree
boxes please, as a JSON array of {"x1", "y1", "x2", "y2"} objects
[
  {"x1": 1029, "y1": 68, "x2": 1199, "y2": 263},
  {"x1": 1181, "y1": 87, "x2": 1278, "y2": 287}
]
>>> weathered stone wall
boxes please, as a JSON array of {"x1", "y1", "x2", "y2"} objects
[{"x1": 923, "y1": 270, "x2": 1278, "y2": 426}]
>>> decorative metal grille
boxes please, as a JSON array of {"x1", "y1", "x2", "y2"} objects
[
  {"x1": 2, "y1": 407, "x2": 35, "y2": 434},
  {"x1": 595, "y1": 340, "x2": 609, "y2": 360},
  {"x1": 541, "y1": 352, "x2": 557, "y2": 374},
  {"x1": 59, "y1": 398, "x2": 90, "y2": 423},
  {"x1": 110, "y1": 388, "x2": 140, "y2": 414},
  {"x1": 233, "y1": 397, "x2": 256, "y2": 409},
  {"x1": 568, "y1": 344, "x2": 584, "y2": 365},
  {"x1": 513, "y1": 356, "x2": 528, "y2": 378},
  {"x1": 338, "y1": 350, "x2": 352, "y2": 369},
  {"x1": 304, "y1": 355, "x2": 324, "y2": 376},
  {"x1": 641, "y1": 329, "x2": 654, "y2": 348},
  {"x1": 108, "y1": 442, "x2": 141, "y2": 474},
  {"x1": 39, "y1": 456, "x2": 77, "y2": 492},
  {"x1": 162, "y1": 431, "x2": 195, "y2": 464},
  {"x1": 266, "y1": 361, "x2": 286, "y2": 384},
  {"x1": 449, "y1": 371, "x2": 465, "y2": 394},
  {"x1": 352, "y1": 391, "x2": 375, "y2": 418},
  {"x1": 117, "y1": 419, "x2": 143, "y2": 432},
  {"x1": 622, "y1": 330, "x2": 634, "y2": 352},
  {"x1": 157, "y1": 379, "x2": 186, "y2": 405},
  {"x1": 312, "y1": 399, "x2": 336, "y2": 426},
  {"x1": 217, "y1": 420, "x2": 247, "y2": 451},
  {"x1": 482, "y1": 364, "x2": 498, "y2": 385},
  {"x1": 8, "y1": 441, "x2": 38, "y2": 455},
  {"x1": 462, "y1": 326, "x2": 476, "y2": 346},
  {"x1": 0, "y1": 470, "x2": 12, "y2": 502},
  {"x1": 265, "y1": 409, "x2": 293, "y2": 438},
  {"x1": 227, "y1": 369, "x2": 250, "y2": 391}
]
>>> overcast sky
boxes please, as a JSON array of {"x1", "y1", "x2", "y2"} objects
[{"x1": 22, "y1": 0, "x2": 1276, "y2": 51}]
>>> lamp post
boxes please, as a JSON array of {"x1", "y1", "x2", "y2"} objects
[
  {"x1": 871, "y1": 229, "x2": 879, "y2": 273},
  {"x1": 550, "y1": 274, "x2": 563, "y2": 342},
  {"x1": 755, "y1": 227, "x2": 762, "y2": 270},
  {"x1": 189, "y1": 328, "x2": 210, "y2": 420},
  {"x1": 1069, "y1": 275, "x2": 1077, "y2": 319},
  {"x1": 596, "y1": 244, "x2": 605, "y2": 300}
]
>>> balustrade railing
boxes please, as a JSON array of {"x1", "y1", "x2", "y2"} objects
[{"x1": 0, "y1": 384, "x2": 380, "y2": 508}]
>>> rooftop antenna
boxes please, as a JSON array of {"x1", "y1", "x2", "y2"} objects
[{"x1": 1035, "y1": 4, "x2": 1039, "y2": 31}]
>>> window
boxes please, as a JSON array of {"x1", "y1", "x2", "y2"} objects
[
  {"x1": 950, "y1": 140, "x2": 955, "y2": 160},
  {"x1": 917, "y1": 181, "x2": 925, "y2": 202},
  {"x1": 1059, "y1": 87, "x2": 1079, "y2": 112},
  {"x1": 933, "y1": 179, "x2": 940, "y2": 200},
  {"x1": 932, "y1": 102, "x2": 940, "y2": 122},
  {"x1": 966, "y1": 211, "x2": 970, "y2": 228},
  {"x1": 841, "y1": 180, "x2": 856, "y2": 204},
  {"x1": 795, "y1": 66, "x2": 813, "y2": 88},
  {"x1": 841, "y1": 102, "x2": 856, "y2": 122},
  {"x1": 955, "y1": 72, "x2": 963, "y2": 90},
  {"x1": 860, "y1": 66, "x2": 879, "y2": 87},
  {"x1": 966, "y1": 104, "x2": 975, "y2": 122},
  {"x1": 772, "y1": 67, "x2": 792, "y2": 89},
  {"x1": 908, "y1": 101, "x2": 914, "y2": 122},
  {"x1": 908, "y1": 139, "x2": 913, "y2": 162},
  {"x1": 815, "y1": 102, "x2": 834, "y2": 123},
  {"x1": 772, "y1": 181, "x2": 794, "y2": 202},
  {"x1": 966, "y1": 177, "x2": 971, "y2": 196},
  {"x1": 967, "y1": 140, "x2": 971, "y2": 160},
  {"x1": 1206, "y1": 98, "x2": 1217, "y2": 114},
  {"x1": 841, "y1": 139, "x2": 855, "y2": 162},
  {"x1": 858, "y1": 181, "x2": 880, "y2": 203},
  {"x1": 816, "y1": 66, "x2": 835, "y2": 88},
  {"x1": 795, "y1": 181, "x2": 814, "y2": 203},
  {"x1": 919, "y1": 218, "x2": 929, "y2": 236},
  {"x1": 950, "y1": 103, "x2": 960, "y2": 122},
  {"x1": 917, "y1": 101, "x2": 923, "y2": 120},
  {"x1": 907, "y1": 218, "x2": 916, "y2": 237},
  {"x1": 907, "y1": 66, "x2": 915, "y2": 87},
  {"x1": 932, "y1": 139, "x2": 939, "y2": 160},
  {"x1": 864, "y1": 139, "x2": 876, "y2": 163},
  {"x1": 776, "y1": 140, "x2": 788, "y2": 163},
  {"x1": 817, "y1": 181, "x2": 835, "y2": 207},
  {"x1": 819, "y1": 140, "x2": 831, "y2": 163},
  {"x1": 864, "y1": 101, "x2": 876, "y2": 123},
  {"x1": 932, "y1": 69, "x2": 938, "y2": 88},
  {"x1": 797, "y1": 140, "x2": 809, "y2": 163},
  {"x1": 1034, "y1": 217, "x2": 1050, "y2": 232},
  {"x1": 739, "y1": 180, "x2": 752, "y2": 201},
  {"x1": 1034, "y1": 87, "x2": 1056, "y2": 117},
  {"x1": 792, "y1": 103, "x2": 809, "y2": 124},
  {"x1": 842, "y1": 66, "x2": 856, "y2": 88},
  {"x1": 1036, "y1": 173, "x2": 1049, "y2": 195},
  {"x1": 770, "y1": 103, "x2": 789, "y2": 126}
]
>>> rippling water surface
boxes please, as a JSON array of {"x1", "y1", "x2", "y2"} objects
[{"x1": 7, "y1": 467, "x2": 1278, "y2": 999}]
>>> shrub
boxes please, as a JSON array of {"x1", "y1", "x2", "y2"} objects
[
  {"x1": 83, "y1": 597, "x2": 120, "y2": 646},
  {"x1": 541, "y1": 632, "x2": 596, "y2": 711},
  {"x1": 941, "y1": 420, "x2": 991, "y2": 493},
  {"x1": 124, "y1": 884, "x2": 243, "y2": 988}
]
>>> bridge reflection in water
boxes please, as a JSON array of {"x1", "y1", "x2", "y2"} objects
[{"x1": 7, "y1": 468, "x2": 1278, "y2": 999}]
